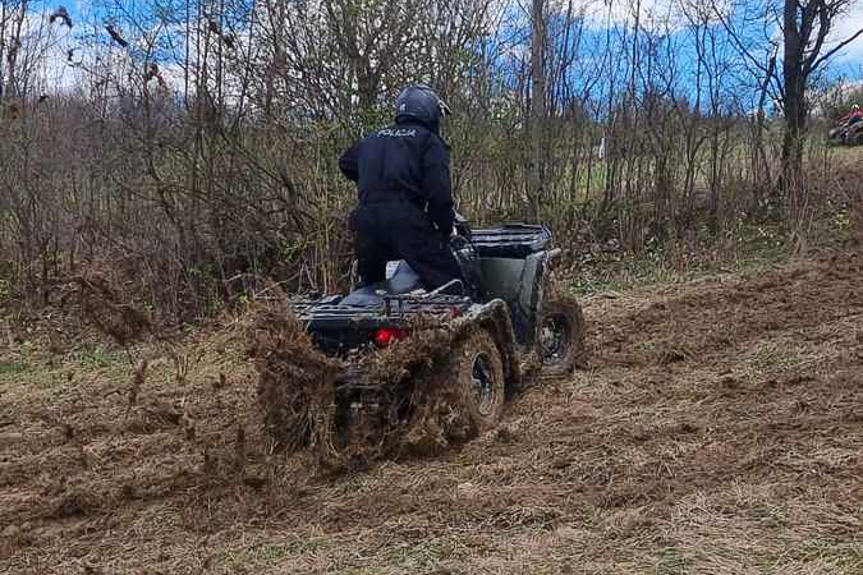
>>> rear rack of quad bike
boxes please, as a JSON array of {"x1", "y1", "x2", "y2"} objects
[{"x1": 290, "y1": 293, "x2": 472, "y2": 330}]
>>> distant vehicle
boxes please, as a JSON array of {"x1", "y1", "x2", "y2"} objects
[{"x1": 829, "y1": 106, "x2": 863, "y2": 146}]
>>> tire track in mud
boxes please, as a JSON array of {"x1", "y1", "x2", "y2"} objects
[{"x1": 592, "y1": 253, "x2": 863, "y2": 370}]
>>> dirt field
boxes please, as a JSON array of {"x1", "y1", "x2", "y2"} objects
[{"x1": 2, "y1": 245, "x2": 863, "y2": 573}]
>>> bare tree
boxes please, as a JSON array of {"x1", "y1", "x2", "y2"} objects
[
  {"x1": 711, "y1": 0, "x2": 863, "y2": 193},
  {"x1": 0, "y1": 0, "x2": 855, "y2": 316},
  {"x1": 781, "y1": 0, "x2": 863, "y2": 189},
  {"x1": 529, "y1": 0, "x2": 547, "y2": 221}
]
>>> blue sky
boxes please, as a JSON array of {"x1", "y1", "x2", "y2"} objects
[{"x1": 18, "y1": 0, "x2": 863, "y2": 104}]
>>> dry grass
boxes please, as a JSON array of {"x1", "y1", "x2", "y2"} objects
[{"x1": 3, "y1": 244, "x2": 863, "y2": 573}]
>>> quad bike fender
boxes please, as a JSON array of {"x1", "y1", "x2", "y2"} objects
[
  {"x1": 517, "y1": 251, "x2": 552, "y2": 346},
  {"x1": 479, "y1": 250, "x2": 556, "y2": 350},
  {"x1": 450, "y1": 298, "x2": 522, "y2": 391}
]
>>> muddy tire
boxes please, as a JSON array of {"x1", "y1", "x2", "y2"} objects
[
  {"x1": 466, "y1": 330, "x2": 505, "y2": 434},
  {"x1": 539, "y1": 295, "x2": 588, "y2": 376},
  {"x1": 405, "y1": 329, "x2": 505, "y2": 451},
  {"x1": 452, "y1": 329, "x2": 506, "y2": 434}
]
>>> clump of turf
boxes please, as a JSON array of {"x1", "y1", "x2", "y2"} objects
[
  {"x1": 356, "y1": 317, "x2": 503, "y2": 458},
  {"x1": 70, "y1": 264, "x2": 153, "y2": 347},
  {"x1": 245, "y1": 302, "x2": 342, "y2": 463}
]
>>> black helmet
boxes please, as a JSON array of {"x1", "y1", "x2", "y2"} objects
[{"x1": 394, "y1": 84, "x2": 452, "y2": 133}]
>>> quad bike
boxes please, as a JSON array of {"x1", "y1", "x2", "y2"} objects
[
  {"x1": 270, "y1": 216, "x2": 587, "y2": 454},
  {"x1": 845, "y1": 121, "x2": 863, "y2": 146},
  {"x1": 829, "y1": 110, "x2": 863, "y2": 146}
]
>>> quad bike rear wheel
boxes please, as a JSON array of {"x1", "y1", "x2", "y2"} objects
[
  {"x1": 539, "y1": 295, "x2": 588, "y2": 376},
  {"x1": 407, "y1": 329, "x2": 506, "y2": 450},
  {"x1": 454, "y1": 329, "x2": 506, "y2": 434}
]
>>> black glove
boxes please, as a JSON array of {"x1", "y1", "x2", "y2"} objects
[{"x1": 453, "y1": 211, "x2": 471, "y2": 240}]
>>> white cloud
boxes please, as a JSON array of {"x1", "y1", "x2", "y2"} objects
[
  {"x1": 4, "y1": 7, "x2": 83, "y2": 95},
  {"x1": 828, "y1": 2, "x2": 863, "y2": 71}
]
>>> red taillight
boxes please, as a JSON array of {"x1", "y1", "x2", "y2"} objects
[{"x1": 374, "y1": 328, "x2": 402, "y2": 347}]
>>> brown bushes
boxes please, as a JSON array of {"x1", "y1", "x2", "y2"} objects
[{"x1": 0, "y1": 0, "x2": 855, "y2": 327}]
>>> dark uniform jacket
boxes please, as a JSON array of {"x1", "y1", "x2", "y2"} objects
[{"x1": 338, "y1": 120, "x2": 454, "y2": 238}]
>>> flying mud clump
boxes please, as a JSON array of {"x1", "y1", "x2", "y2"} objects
[
  {"x1": 245, "y1": 303, "x2": 342, "y2": 462},
  {"x1": 68, "y1": 264, "x2": 153, "y2": 347},
  {"x1": 356, "y1": 316, "x2": 505, "y2": 458}
]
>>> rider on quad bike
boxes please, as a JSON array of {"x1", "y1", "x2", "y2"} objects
[
  {"x1": 259, "y1": 90, "x2": 588, "y2": 455},
  {"x1": 830, "y1": 104, "x2": 863, "y2": 145},
  {"x1": 338, "y1": 85, "x2": 465, "y2": 292}
]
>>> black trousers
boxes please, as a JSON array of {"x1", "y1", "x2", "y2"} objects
[{"x1": 349, "y1": 201, "x2": 462, "y2": 289}]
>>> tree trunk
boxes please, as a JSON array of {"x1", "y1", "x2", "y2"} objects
[
  {"x1": 754, "y1": 49, "x2": 777, "y2": 187},
  {"x1": 781, "y1": 0, "x2": 806, "y2": 195},
  {"x1": 529, "y1": 0, "x2": 546, "y2": 222}
]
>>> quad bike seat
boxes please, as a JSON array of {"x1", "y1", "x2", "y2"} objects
[{"x1": 341, "y1": 261, "x2": 423, "y2": 306}]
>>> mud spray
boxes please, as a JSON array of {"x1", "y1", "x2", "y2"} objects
[
  {"x1": 245, "y1": 304, "x2": 343, "y2": 465},
  {"x1": 359, "y1": 318, "x2": 468, "y2": 457},
  {"x1": 70, "y1": 265, "x2": 153, "y2": 347},
  {"x1": 246, "y1": 306, "x2": 486, "y2": 470}
]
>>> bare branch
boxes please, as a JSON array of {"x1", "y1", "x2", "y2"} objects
[{"x1": 810, "y1": 26, "x2": 863, "y2": 73}]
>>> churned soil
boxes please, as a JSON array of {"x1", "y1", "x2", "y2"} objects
[{"x1": 2, "y1": 248, "x2": 863, "y2": 573}]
